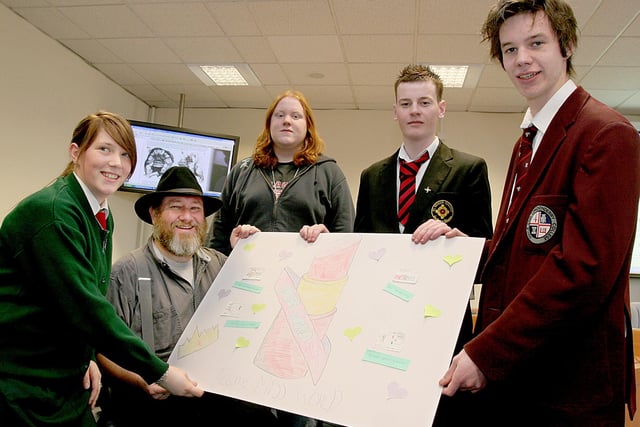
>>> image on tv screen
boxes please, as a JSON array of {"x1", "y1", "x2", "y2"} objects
[{"x1": 121, "y1": 120, "x2": 239, "y2": 198}]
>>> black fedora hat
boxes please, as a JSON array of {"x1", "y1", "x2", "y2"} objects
[{"x1": 134, "y1": 166, "x2": 222, "y2": 224}]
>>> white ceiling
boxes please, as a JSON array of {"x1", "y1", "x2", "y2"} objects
[{"x1": 2, "y1": 0, "x2": 639, "y2": 114}]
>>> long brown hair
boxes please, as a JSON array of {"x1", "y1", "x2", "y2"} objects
[
  {"x1": 253, "y1": 90, "x2": 325, "y2": 169},
  {"x1": 61, "y1": 111, "x2": 137, "y2": 177}
]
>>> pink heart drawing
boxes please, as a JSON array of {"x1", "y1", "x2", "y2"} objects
[
  {"x1": 369, "y1": 247, "x2": 386, "y2": 261},
  {"x1": 387, "y1": 381, "x2": 408, "y2": 399},
  {"x1": 217, "y1": 289, "x2": 231, "y2": 299}
]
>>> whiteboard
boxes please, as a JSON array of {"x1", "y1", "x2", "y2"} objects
[{"x1": 168, "y1": 232, "x2": 484, "y2": 426}]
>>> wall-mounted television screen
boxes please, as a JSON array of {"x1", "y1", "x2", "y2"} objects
[{"x1": 121, "y1": 120, "x2": 240, "y2": 199}]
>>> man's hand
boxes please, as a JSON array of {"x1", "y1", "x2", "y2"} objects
[
  {"x1": 439, "y1": 350, "x2": 487, "y2": 396},
  {"x1": 411, "y1": 219, "x2": 467, "y2": 244},
  {"x1": 157, "y1": 366, "x2": 204, "y2": 398},
  {"x1": 230, "y1": 224, "x2": 260, "y2": 249}
]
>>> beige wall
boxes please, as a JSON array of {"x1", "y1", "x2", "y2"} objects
[
  {"x1": 0, "y1": 4, "x2": 150, "y2": 258},
  {"x1": 3, "y1": 3, "x2": 640, "y2": 296}
]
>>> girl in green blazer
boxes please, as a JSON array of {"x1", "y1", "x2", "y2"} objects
[{"x1": 0, "y1": 111, "x2": 203, "y2": 426}]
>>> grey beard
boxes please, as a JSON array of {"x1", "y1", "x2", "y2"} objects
[
  {"x1": 152, "y1": 224, "x2": 205, "y2": 258},
  {"x1": 167, "y1": 235, "x2": 200, "y2": 257}
]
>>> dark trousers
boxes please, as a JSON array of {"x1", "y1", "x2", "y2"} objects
[{"x1": 97, "y1": 384, "x2": 278, "y2": 427}]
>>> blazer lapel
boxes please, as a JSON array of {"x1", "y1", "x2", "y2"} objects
[
  {"x1": 406, "y1": 143, "x2": 453, "y2": 230},
  {"x1": 505, "y1": 89, "x2": 587, "y2": 223},
  {"x1": 486, "y1": 87, "x2": 588, "y2": 263},
  {"x1": 378, "y1": 151, "x2": 402, "y2": 227}
]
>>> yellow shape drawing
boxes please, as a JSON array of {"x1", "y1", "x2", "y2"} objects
[
  {"x1": 243, "y1": 242, "x2": 256, "y2": 251},
  {"x1": 424, "y1": 304, "x2": 442, "y2": 318},
  {"x1": 236, "y1": 336, "x2": 250, "y2": 348},
  {"x1": 177, "y1": 325, "x2": 219, "y2": 359},
  {"x1": 252, "y1": 303, "x2": 266, "y2": 314},
  {"x1": 344, "y1": 326, "x2": 362, "y2": 341},
  {"x1": 443, "y1": 254, "x2": 463, "y2": 267}
]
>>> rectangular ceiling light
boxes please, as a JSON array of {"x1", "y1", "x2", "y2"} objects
[
  {"x1": 188, "y1": 64, "x2": 260, "y2": 86},
  {"x1": 429, "y1": 65, "x2": 469, "y2": 88}
]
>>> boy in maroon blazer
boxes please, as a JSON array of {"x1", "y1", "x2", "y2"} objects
[{"x1": 429, "y1": 1, "x2": 640, "y2": 425}]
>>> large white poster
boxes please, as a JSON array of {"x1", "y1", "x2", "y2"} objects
[{"x1": 169, "y1": 232, "x2": 484, "y2": 426}]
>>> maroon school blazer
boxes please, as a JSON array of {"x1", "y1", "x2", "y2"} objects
[{"x1": 467, "y1": 86, "x2": 640, "y2": 425}]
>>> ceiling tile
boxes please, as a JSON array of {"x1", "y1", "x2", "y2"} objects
[
  {"x1": 264, "y1": 85, "x2": 296, "y2": 100},
  {"x1": 99, "y1": 38, "x2": 181, "y2": 63},
  {"x1": 268, "y1": 35, "x2": 343, "y2": 63},
  {"x1": 569, "y1": 0, "x2": 602, "y2": 30},
  {"x1": 417, "y1": 0, "x2": 496, "y2": 35},
  {"x1": 122, "y1": 84, "x2": 172, "y2": 106},
  {"x1": 58, "y1": 4, "x2": 153, "y2": 38},
  {"x1": 573, "y1": 36, "x2": 616, "y2": 66},
  {"x1": 212, "y1": 86, "x2": 273, "y2": 108},
  {"x1": 3, "y1": 0, "x2": 49, "y2": 6},
  {"x1": 61, "y1": 39, "x2": 122, "y2": 63},
  {"x1": 348, "y1": 63, "x2": 406, "y2": 86},
  {"x1": 469, "y1": 87, "x2": 526, "y2": 113},
  {"x1": 598, "y1": 37, "x2": 640, "y2": 66},
  {"x1": 131, "y1": 3, "x2": 223, "y2": 37},
  {"x1": 231, "y1": 37, "x2": 278, "y2": 63},
  {"x1": 417, "y1": 35, "x2": 489, "y2": 64},
  {"x1": 293, "y1": 85, "x2": 356, "y2": 109},
  {"x1": 13, "y1": 6, "x2": 89, "y2": 39},
  {"x1": 622, "y1": 14, "x2": 640, "y2": 37},
  {"x1": 153, "y1": 84, "x2": 225, "y2": 108},
  {"x1": 332, "y1": 0, "x2": 416, "y2": 35},
  {"x1": 589, "y1": 89, "x2": 639, "y2": 110},
  {"x1": 442, "y1": 88, "x2": 475, "y2": 112},
  {"x1": 280, "y1": 63, "x2": 350, "y2": 85},
  {"x1": 249, "y1": 0, "x2": 335, "y2": 36},
  {"x1": 353, "y1": 86, "x2": 394, "y2": 108},
  {"x1": 93, "y1": 63, "x2": 147, "y2": 85},
  {"x1": 581, "y1": 0, "x2": 640, "y2": 36},
  {"x1": 580, "y1": 66, "x2": 640, "y2": 90},
  {"x1": 164, "y1": 37, "x2": 243, "y2": 63},
  {"x1": 129, "y1": 63, "x2": 202, "y2": 85},
  {"x1": 618, "y1": 91, "x2": 640, "y2": 115},
  {"x1": 342, "y1": 35, "x2": 413, "y2": 63},
  {"x1": 477, "y1": 63, "x2": 514, "y2": 88},
  {"x1": 205, "y1": 2, "x2": 261, "y2": 36},
  {"x1": 250, "y1": 64, "x2": 290, "y2": 86}
]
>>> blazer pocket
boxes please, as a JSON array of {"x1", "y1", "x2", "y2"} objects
[{"x1": 520, "y1": 195, "x2": 568, "y2": 254}]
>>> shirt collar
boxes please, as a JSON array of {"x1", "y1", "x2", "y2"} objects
[
  {"x1": 399, "y1": 136, "x2": 440, "y2": 162},
  {"x1": 521, "y1": 79, "x2": 577, "y2": 133},
  {"x1": 73, "y1": 172, "x2": 109, "y2": 216}
]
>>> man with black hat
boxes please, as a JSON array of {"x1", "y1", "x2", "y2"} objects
[{"x1": 97, "y1": 166, "x2": 277, "y2": 426}]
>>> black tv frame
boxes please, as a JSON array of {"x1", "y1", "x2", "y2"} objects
[{"x1": 121, "y1": 120, "x2": 240, "y2": 199}]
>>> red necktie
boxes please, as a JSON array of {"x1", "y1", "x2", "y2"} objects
[
  {"x1": 398, "y1": 151, "x2": 430, "y2": 226},
  {"x1": 508, "y1": 125, "x2": 537, "y2": 216},
  {"x1": 96, "y1": 209, "x2": 107, "y2": 230}
]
